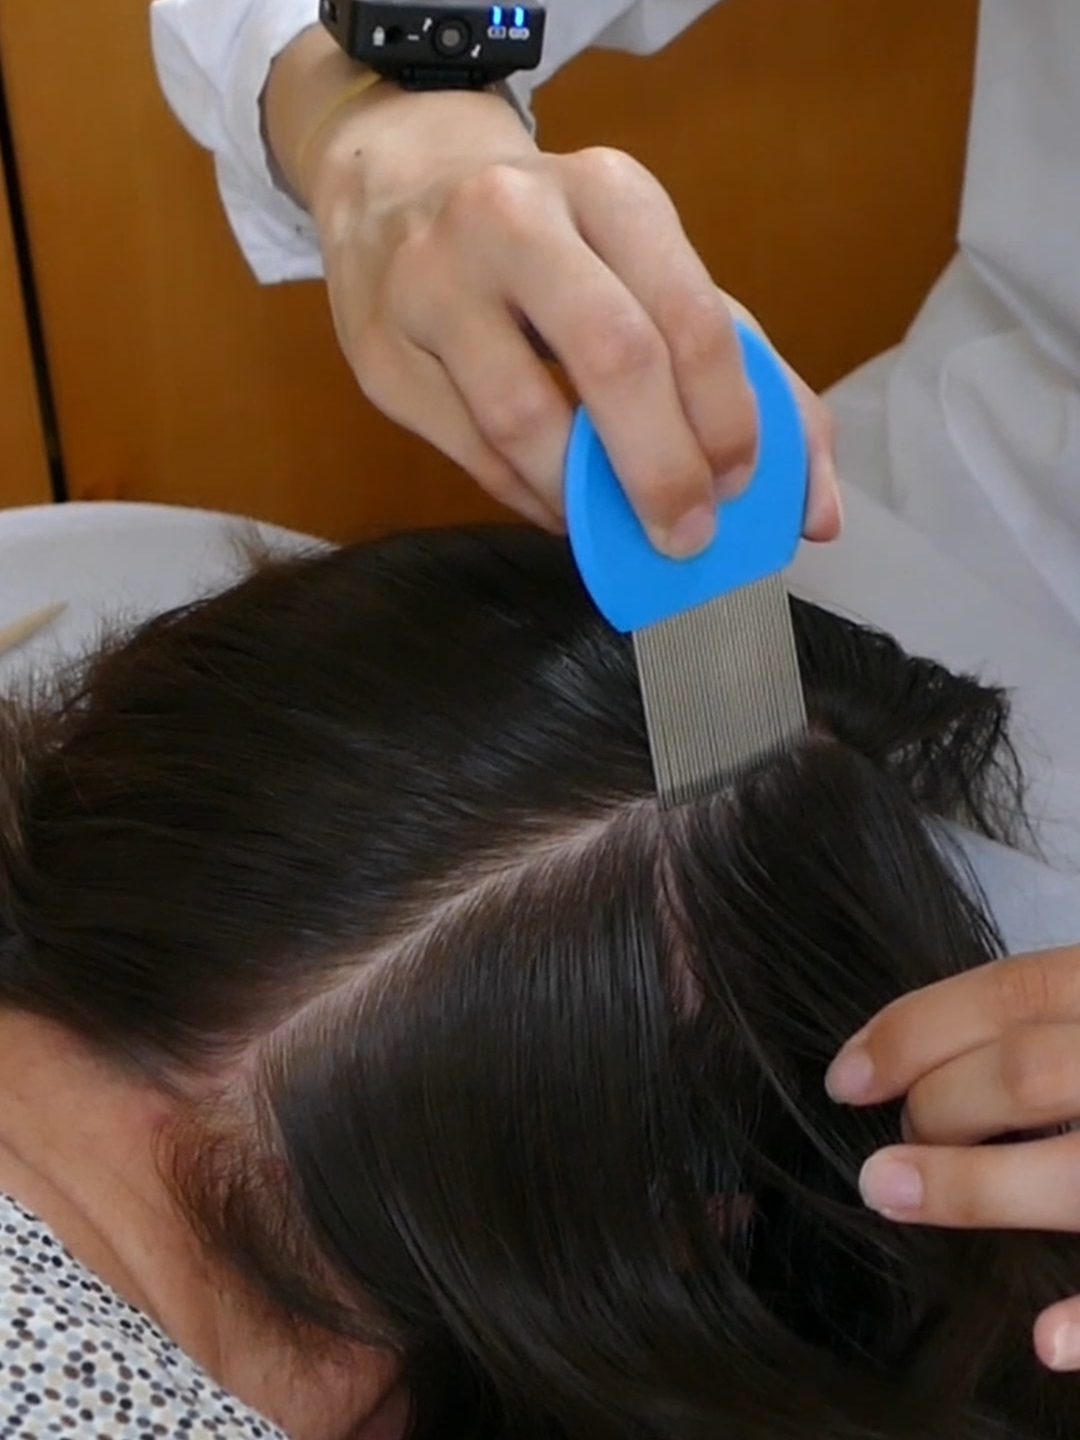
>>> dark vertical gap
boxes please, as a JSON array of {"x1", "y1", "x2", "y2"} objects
[{"x1": 0, "y1": 49, "x2": 68, "y2": 502}]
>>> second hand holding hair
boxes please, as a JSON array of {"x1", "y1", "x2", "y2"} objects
[
  {"x1": 827, "y1": 942, "x2": 1080, "y2": 1372},
  {"x1": 266, "y1": 27, "x2": 841, "y2": 558}
]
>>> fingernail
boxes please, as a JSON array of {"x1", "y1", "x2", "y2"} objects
[
  {"x1": 659, "y1": 505, "x2": 716, "y2": 559},
  {"x1": 1048, "y1": 1323, "x2": 1080, "y2": 1371},
  {"x1": 860, "y1": 1155, "x2": 924, "y2": 1215},
  {"x1": 825, "y1": 1047, "x2": 874, "y2": 1102},
  {"x1": 804, "y1": 453, "x2": 844, "y2": 537}
]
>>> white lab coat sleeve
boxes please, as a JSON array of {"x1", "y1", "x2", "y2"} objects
[
  {"x1": 150, "y1": 0, "x2": 721, "y2": 284},
  {"x1": 150, "y1": 0, "x2": 328, "y2": 282}
]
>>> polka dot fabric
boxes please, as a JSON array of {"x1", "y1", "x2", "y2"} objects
[{"x1": 0, "y1": 1193, "x2": 288, "y2": 1438}]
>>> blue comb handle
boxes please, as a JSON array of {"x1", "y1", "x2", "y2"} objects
[{"x1": 564, "y1": 320, "x2": 808, "y2": 634}]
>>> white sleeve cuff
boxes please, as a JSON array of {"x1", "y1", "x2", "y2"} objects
[
  {"x1": 151, "y1": 0, "x2": 326, "y2": 282},
  {"x1": 151, "y1": 0, "x2": 541, "y2": 283}
]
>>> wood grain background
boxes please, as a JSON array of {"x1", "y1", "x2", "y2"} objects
[{"x1": 0, "y1": 139, "x2": 50, "y2": 507}]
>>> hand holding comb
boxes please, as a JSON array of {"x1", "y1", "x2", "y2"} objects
[{"x1": 564, "y1": 320, "x2": 808, "y2": 807}]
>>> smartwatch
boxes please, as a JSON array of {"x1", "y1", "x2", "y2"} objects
[{"x1": 320, "y1": 0, "x2": 546, "y2": 90}]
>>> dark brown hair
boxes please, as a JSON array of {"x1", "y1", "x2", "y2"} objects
[{"x1": 0, "y1": 526, "x2": 1072, "y2": 1440}]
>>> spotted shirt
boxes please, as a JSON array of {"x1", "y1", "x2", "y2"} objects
[{"x1": 0, "y1": 1193, "x2": 287, "y2": 1438}]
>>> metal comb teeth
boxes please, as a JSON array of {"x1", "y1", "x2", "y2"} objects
[{"x1": 632, "y1": 572, "x2": 807, "y2": 808}]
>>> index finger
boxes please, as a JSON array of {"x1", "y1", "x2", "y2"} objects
[{"x1": 825, "y1": 944, "x2": 1080, "y2": 1106}]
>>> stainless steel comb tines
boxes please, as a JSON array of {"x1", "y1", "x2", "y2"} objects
[
  {"x1": 633, "y1": 573, "x2": 806, "y2": 807},
  {"x1": 564, "y1": 320, "x2": 809, "y2": 808}
]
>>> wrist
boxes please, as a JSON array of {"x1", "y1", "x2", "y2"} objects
[
  {"x1": 264, "y1": 24, "x2": 393, "y2": 206},
  {"x1": 304, "y1": 86, "x2": 537, "y2": 231}
]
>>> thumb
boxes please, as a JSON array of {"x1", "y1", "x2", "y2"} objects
[{"x1": 714, "y1": 289, "x2": 843, "y2": 543}]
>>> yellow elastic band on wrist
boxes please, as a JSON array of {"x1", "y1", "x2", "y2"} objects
[{"x1": 296, "y1": 70, "x2": 384, "y2": 185}]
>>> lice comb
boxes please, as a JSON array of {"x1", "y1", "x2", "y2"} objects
[{"x1": 565, "y1": 321, "x2": 808, "y2": 808}]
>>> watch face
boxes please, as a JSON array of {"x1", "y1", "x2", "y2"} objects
[{"x1": 336, "y1": 0, "x2": 545, "y2": 78}]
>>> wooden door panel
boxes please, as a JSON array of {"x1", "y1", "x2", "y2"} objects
[{"x1": 0, "y1": 135, "x2": 50, "y2": 508}]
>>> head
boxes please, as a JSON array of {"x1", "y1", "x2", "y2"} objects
[{"x1": 0, "y1": 526, "x2": 1071, "y2": 1439}]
